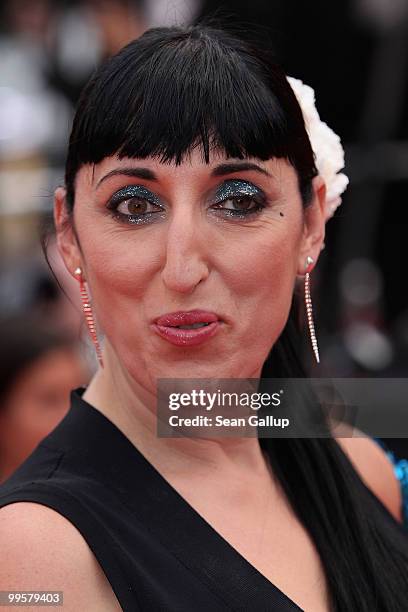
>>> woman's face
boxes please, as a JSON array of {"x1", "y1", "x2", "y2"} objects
[
  {"x1": 0, "y1": 347, "x2": 87, "y2": 482},
  {"x1": 55, "y1": 149, "x2": 325, "y2": 389}
]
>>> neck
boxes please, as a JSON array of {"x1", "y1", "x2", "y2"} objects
[{"x1": 82, "y1": 347, "x2": 269, "y2": 480}]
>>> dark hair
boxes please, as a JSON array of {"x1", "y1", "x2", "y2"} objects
[
  {"x1": 56, "y1": 23, "x2": 408, "y2": 611},
  {"x1": 64, "y1": 24, "x2": 317, "y2": 212}
]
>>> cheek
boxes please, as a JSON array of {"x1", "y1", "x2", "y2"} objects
[
  {"x1": 81, "y1": 216, "x2": 160, "y2": 290},
  {"x1": 222, "y1": 222, "x2": 300, "y2": 301},
  {"x1": 80, "y1": 229, "x2": 160, "y2": 338},
  {"x1": 240, "y1": 270, "x2": 295, "y2": 351},
  {"x1": 219, "y1": 223, "x2": 301, "y2": 346}
]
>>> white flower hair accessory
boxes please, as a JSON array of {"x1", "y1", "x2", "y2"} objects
[{"x1": 287, "y1": 76, "x2": 349, "y2": 222}]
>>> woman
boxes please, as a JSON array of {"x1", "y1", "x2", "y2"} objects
[{"x1": 1, "y1": 24, "x2": 408, "y2": 612}]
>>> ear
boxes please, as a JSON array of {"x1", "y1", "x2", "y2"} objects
[
  {"x1": 53, "y1": 187, "x2": 83, "y2": 279},
  {"x1": 297, "y1": 176, "x2": 326, "y2": 275}
]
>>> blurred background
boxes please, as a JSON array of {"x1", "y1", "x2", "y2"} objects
[{"x1": 1, "y1": 0, "x2": 408, "y2": 479}]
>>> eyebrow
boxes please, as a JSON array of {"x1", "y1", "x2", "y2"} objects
[
  {"x1": 96, "y1": 161, "x2": 271, "y2": 189},
  {"x1": 96, "y1": 167, "x2": 156, "y2": 189},
  {"x1": 210, "y1": 162, "x2": 271, "y2": 177}
]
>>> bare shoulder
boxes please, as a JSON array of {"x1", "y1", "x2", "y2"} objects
[
  {"x1": 0, "y1": 502, "x2": 121, "y2": 611},
  {"x1": 335, "y1": 428, "x2": 402, "y2": 523}
]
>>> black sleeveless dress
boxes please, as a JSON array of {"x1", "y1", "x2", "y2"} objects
[{"x1": 0, "y1": 387, "x2": 403, "y2": 611}]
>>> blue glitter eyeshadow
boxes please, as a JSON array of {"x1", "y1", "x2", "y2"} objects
[
  {"x1": 213, "y1": 180, "x2": 265, "y2": 204},
  {"x1": 109, "y1": 185, "x2": 162, "y2": 206}
]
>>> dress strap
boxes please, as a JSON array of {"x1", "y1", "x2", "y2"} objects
[{"x1": 373, "y1": 437, "x2": 408, "y2": 527}]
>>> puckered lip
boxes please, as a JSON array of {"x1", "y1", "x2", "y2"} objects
[{"x1": 153, "y1": 309, "x2": 221, "y2": 327}]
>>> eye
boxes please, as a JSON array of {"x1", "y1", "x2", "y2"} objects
[
  {"x1": 211, "y1": 195, "x2": 267, "y2": 218},
  {"x1": 216, "y1": 196, "x2": 263, "y2": 213},
  {"x1": 116, "y1": 197, "x2": 161, "y2": 216},
  {"x1": 210, "y1": 180, "x2": 268, "y2": 218},
  {"x1": 106, "y1": 185, "x2": 165, "y2": 224}
]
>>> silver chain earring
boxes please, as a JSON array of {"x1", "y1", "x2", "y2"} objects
[
  {"x1": 304, "y1": 256, "x2": 320, "y2": 364},
  {"x1": 74, "y1": 267, "x2": 104, "y2": 368}
]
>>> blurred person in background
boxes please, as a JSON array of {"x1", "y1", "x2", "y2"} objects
[
  {"x1": 86, "y1": 0, "x2": 146, "y2": 57},
  {"x1": 0, "y1": 0, "x2": 72, "y2": 159},
  {"x1": 0, "y1": 314, "x2": 89, "y2": 483},
  {"x1": 47, "y1": 0, "x2": 147, "y2": 106}
]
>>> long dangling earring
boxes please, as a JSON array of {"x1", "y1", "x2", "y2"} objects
[
  {"x1": 74, "y1": 267, "x2": 104, "y2": 368},
  {"x1": 304, "y1": 256, "x2": 320, "y2": 364}
]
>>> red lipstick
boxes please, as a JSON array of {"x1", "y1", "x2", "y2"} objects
[{"x1": 151, "y1": 309, "x2": 221, "y2": 347}]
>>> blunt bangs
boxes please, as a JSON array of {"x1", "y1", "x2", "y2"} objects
[{"x1": 65, "y1": 25, "x2": 316, "y2": 207}]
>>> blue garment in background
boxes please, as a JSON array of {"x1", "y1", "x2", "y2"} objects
[{"x1": 374, "y1": 437, "x2": 408, "y2": 526}]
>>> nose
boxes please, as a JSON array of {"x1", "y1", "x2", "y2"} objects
[{"x1": 161, "y1": 212, "x2": 210, "y2": 294}]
